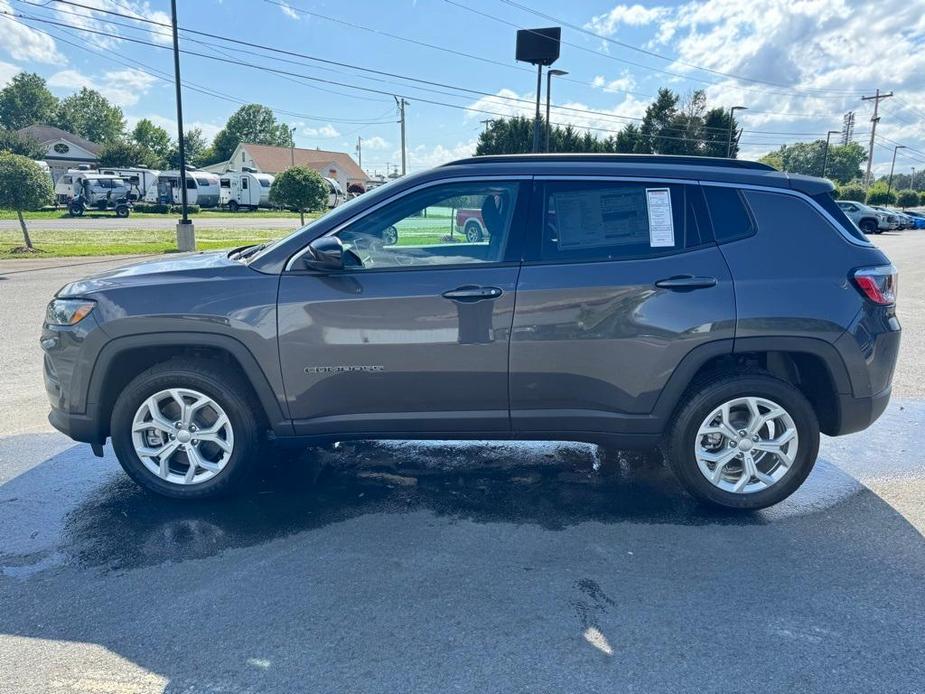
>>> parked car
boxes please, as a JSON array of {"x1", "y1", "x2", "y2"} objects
[
  {"x1": 42, "y1": 154, "x2": 900, "y2": 510},
  {"x1": 64, "y1": 174, "x2": 132, "y2": 218},
  {"x1": 901, "y1": 210, "x2": 925, "y2": 229},
  {"x1": 868, "y1": 205, "x2": 903, "y2": 230},
  {"x1": 882, "y1": 208, "x2": 918, "y2": 229},
  {"x1": 836, "y1": 200, "x2": 891, "y2": 233},
  {"x1": 456, "y1": 208, "x2": 489, "y2": 241}
]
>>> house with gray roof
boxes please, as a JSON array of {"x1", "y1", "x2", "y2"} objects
[{"x1": 16, "y1": 125, "x2": 102, "y2": 182}]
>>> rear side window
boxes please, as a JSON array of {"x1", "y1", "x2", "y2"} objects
[
  {"x1": 811, "y1": 191, "x2": 869, "y2": 243},
  {"x1": 743, "y1": 190, "x2": 862, "y2": 244},
  {"x1": 537, "y1": 181, "x2": 691, "y2": 262},
  {"x1": 704, "y1": 186, "x2": 755, "y2": 243}
]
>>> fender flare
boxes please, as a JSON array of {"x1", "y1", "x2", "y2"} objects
[{"x1": 85, "y1": 332, "x2": 291, "y2": 436}]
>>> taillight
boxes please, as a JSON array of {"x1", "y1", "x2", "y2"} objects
[{"x1": 852, "y1": 265, "x2": 897, "y2": 305}]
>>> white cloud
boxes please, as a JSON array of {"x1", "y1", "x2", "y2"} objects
[
  {"x1": 364, "y1": 136, "x2": 390, "y2": 150},
  {"x1": 51, "y1": 0, "x2": 175, "y2": 49},
  {"x1": 0, "y1": 60, "x2": 21, "y2": 87},
  {"x1": 301, "y1": 124, "x2": 340, "y2": 138},
  {"x1": 406, "y1": 140, "x2": 477, "y2": 170},
  {"x1": 591, "y1": 71, "x2": 637, "y2": 94},
  {"x1": 0, "y1": 2, "x2": 66, "y2": 63},
  {"x1": 586, "y1": 4, "x2": 670, "y2": 35},
  {"x1": 48, "y1": 68, "x2": 159, "y2": 107},
  {"x1": 277, "y1": 2, "x2": 300, "y2": 20}
]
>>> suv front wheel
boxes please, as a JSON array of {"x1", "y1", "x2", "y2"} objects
[
  {"x1": 666, "y1": 374, "x2": 820, "y2": 510},
  {"x1": 110, "y1": 358, "x2": 262, "y2": 499}
]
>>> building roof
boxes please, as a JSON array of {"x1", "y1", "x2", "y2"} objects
[
  {"x1": 241, "y1": 142, "x2": 367, "y2": 180},
  {"x1": 16, "y1": 125, "x2": 102, "y2": 155}
]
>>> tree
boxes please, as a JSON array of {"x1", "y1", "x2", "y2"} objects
[
  {"x1": 896, "y1": 189, "x2": 919, "y2": 209},
  {"x1": 702, "y1": 108, "x2": 736, "y2": 157},
  {"x1": 210, "y1": 104, "x2": 293, "y2": 163},
  {"x1": 838, "y1": 183, "x2": 866, "y2": 202},
  {"x1": 99, "y1": 139, "x2": 160, "y2": 168},
  {"x1": 0, "y1": 152, "x2": 54, "y2": 251},
  {"x1": 269, "y1": 165, "x2": 327, "y2": 225},
  {"x1": 167, "y1": 128, "x2": 211, "y2": 168},
  {"x1": 759, "y1": 141, "x2": 865, "y2": 184},
  {"x1": 866, "y1": 181, "x2": 896, "y2": 206},
  {"x1": 0, "y1": 129, "x2": 46, "y2": 159},
  {"x1": 0, "y1": 73, "x2": 58, "y2": 131},
  {"x1": 131, "y1": 119, "x2": 172, "y2": 166},
  {"x1": 54, "y1": 88, "x2": 125, "y2": 144}
]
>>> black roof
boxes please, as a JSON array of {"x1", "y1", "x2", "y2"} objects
[{"x1": 442, "y1": 153, "x2": 776, "y2": 171}]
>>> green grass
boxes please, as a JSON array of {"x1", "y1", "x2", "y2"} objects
[
  {"x1": 0, "y1": 227, "x2": 284, "y2": 258},
  {"x1": 0, "y1": 207, "x2": 314, "y2": 220}
]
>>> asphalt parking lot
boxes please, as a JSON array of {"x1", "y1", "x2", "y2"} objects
[{"x1": 1, "y1": 234, "x2": 923, "y2": 693}]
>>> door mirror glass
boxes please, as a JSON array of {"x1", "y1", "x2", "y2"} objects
[{"x1": 304, "y1": 236, "x2": 347, "y2": 271}]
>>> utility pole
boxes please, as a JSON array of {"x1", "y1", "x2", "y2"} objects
[
  {"x1": 289, "y1": 126, "x2": 296, "y2": 167},
  {"x1": 912, "y1": 167, "x2": 917, "y2": 191},
  {"x1": 356, "y1": 136, "x2": 362, "y2": 171},
  {"x1": 170, "y1": 0, "x2": 194, "y2": 251},
  {"x1": 821, "y1": 130, "x2": 841, "y2": 178},
  {"x1": 887, "y1": 145, "x2": 906, "y2": 195},
  {"x1": 861, "y1": 89, "x2": 893, "y2": 188},
  {"x1": 532, "y1": 64, "x2": 543, "y2": 153},
  {"x1": 394, "y1": 97, "x2": 408, "y2": 176}
]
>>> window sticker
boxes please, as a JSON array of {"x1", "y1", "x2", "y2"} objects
[
  {"x1": 554, "y1": 189, "x2": 648, "y2": 250},
  {"x1": 646, "y1": 187, "x2": 675, "y2": 247}
]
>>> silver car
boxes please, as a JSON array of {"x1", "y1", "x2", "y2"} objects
[{"x1": 836, "y1": 200, "x2": 891, "y2": 234}]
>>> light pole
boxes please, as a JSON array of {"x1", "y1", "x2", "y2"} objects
[
  {"x1": 170, "y1": 0, "x2": 194, "y2": 251},
  {"x1": 887, "y1": 145, "x2": 906, "y2": 195},
  {"x1": 545, "y1": 69, "x2": 568, "y2": 152},
  {"x1": 726, "y1": 106, "x2": 747, "y2": 158},
  {"x1": 821, "y1": 130, "x2": 841, "y2": 178},
  {"x1": 912, "y1": 167, "x2": 917, "y2": 191},
  {"x1": 289, "y1": 126, "x2": 296, "y2": 167}
]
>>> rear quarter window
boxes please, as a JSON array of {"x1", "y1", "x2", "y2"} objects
[
  {"x1": 811, "y1": 192, "x2": 870, "y2": 243},
  {"x1": 703, "y1": 186, "x2": 756, "y2": 243},
  {"x1": 743, "y1": 189, "x2": 867, "y2": 245}
]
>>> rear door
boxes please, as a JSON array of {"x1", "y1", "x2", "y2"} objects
[
  {"x1": 509, "y1": 177, "x2": 735, "y2": 435},
  {"x1": 278, "y1": 178, "x2": 529, "y2": 437}
]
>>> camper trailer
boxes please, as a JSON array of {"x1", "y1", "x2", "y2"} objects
[
  {"x1": 147, "y1": 170, "x2": 221, "y2": 208},
  {"x1": 218, "y1": 170, "x2": 274, "y2": 211},
  {"x1": 98, "y1": 167, "x2": 159, "y2": 201},
  {"x1": 54, "y1": 171, "x2": 130, "y2": 206},
  {"x1": 323, "y1": 176, "x2": 345, "y2": 208}
]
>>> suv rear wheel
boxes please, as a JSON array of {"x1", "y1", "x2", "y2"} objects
[
  {"x1": 110, "y1": 359, "x2": 262, "y2": 499},
  {"x1": 666, "y1": 374, "x2": 819, "y2": 510}
]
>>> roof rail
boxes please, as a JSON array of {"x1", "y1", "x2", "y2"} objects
[{"x1": 441, "y1": 153, "x2": 777, "y2": 172}]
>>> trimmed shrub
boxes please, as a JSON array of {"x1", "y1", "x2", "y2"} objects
[{"x1": 838, "y1": 183, "x2": 866, "y2": 202}]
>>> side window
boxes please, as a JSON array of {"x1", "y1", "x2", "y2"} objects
[
  {"x1": 220, "y1": 178, "x2": 230, "y2": 188},
  {"x1": 743, "y1": 190, "x2": 850, "y2": 242},
  {"x1": 331, "y1": 181, "x2": 519, "y2": 270},
  {"x1": 703, "y1": 186, "x2": 756, "y2": 243},
  {"x1": 186, "y1": 177, "x2": 197, "y2": 190},
  {"x1": 242, "y1": 177, "x2": 249, "y2": 190},
  {"x1": 538, "y1": 181, "x2": 688, "y2": 262}
]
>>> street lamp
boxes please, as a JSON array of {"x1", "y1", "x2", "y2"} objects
[
  {"x1": 912, "y1": 167, "x2": 917, "y2": 191},
  {"x1": 726, "y1": 106, "x2": 747, "y2": 158},
  {"x1": 821, "y1": 130, "x2": 841, "y2": 178},
  {"x1": 887, "y1": 145, "x2": 906, "y2": 195},
  {"x1": 545, "y1": 69, "x2": 568, "y2": 152},
  {"x1": 289, "y1": 126, "x2": 296, "y2": 167}
]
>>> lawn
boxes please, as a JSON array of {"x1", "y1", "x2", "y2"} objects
[
  {"x1": 0, "y1": 227, "x2": 283, "y2": 258},
  {"x1": 0, "y1": 207, "x2": 309, "y2": 220}
]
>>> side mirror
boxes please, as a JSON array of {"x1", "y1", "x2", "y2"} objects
[{"x1": 303, "y1": 236, "x2": 346, "y2": 272}]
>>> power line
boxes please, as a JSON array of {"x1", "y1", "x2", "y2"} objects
[
  {"x1": 496, "y1": 0, "x2": 870, "y2": 96},
  {"x1": 31, "y1": 0, "x2": 848, "y2": 139}
]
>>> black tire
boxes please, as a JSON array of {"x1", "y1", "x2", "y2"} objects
[
  {"x1": 859, "y1": 218, "x2": 877, "y2": 234},
  {"x1": 68, "y1": 202, "x2": 84, "y2": 217},
  {"x1": 110, "y1": 358, "x2": 263, "y2": 499},
  {"x1": 115, "y1": 204, "x2": 129, "y2": 218},
  {"x1": 464, "y1": 220, "x2": 484, "y2": 242},
  {"x1": 666, "y1": 373, "x2": 820, "y2": 510},
  {"x1": 228, "y1": 200, "x2": 239, "y2": 212}
]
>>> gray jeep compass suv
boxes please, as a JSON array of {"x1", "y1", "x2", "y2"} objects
[{"x1": 41, "y1": 155, "x2": 901, "y2": 509}]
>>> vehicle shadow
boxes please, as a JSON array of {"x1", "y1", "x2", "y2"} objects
[{"x1": 0, "y1": 434, "x2": 923, "y2": 692}]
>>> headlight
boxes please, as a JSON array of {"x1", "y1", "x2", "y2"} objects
[{"x1": 46, "y1": 298, "x2": 96, "y2": 326}]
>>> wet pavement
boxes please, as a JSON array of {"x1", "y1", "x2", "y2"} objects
[
  {"x1": 1, "y1": 402, "x2": 924, "y2": 692},
  {"x1": 1, "y1": 243, "x2": 924, "y2": 692}
]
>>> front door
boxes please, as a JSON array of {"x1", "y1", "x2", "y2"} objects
[
  {"x1": 509, "y1": 178, "x2": 736, "y2": 435},
  {"x1": 278, "y1": 179, "x2": 529, "y2": 437}
]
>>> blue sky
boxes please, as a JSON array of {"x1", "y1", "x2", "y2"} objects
[{"x1": 1, "y1": 0, "x2": 924, "y2": 177}]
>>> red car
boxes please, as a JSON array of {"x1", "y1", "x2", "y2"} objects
[{"x1": 456, "y1": 208, "x2": 488, "y2": 242}]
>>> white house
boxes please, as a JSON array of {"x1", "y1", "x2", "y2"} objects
[
  {"x1": 16, "y1": 125, "x2": 102, "y2": 182},
  {"x1": 204, "y1": 142, "x2": 369, "y2": 191}
]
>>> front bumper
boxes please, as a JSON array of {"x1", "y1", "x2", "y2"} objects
[{"x1": 48, "y1": 406, "x2": 104, "y2": 444}]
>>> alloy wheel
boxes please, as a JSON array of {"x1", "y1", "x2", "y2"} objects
[
  {"x1": 131, "y1": 388, "x2": 234, "y2": 486},
  {"x1": 694, "y1": 396, "x2": 799, "y2": 494}
]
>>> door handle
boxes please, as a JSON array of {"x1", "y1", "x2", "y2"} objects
[
  {"x1": 442, "y1": 286, "x2": 503, "y2": 302},
  {"x1": 654, "y1": 275, "x2": 717, "y2": 290}
]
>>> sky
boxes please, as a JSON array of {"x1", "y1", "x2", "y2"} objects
[{"x1": 1, "y1": 0, "x2": 924, "y2": 178}]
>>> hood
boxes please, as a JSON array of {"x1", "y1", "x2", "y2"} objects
[{"x1": 57, "y1": 250, "x2": 251, "y2": 297}]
